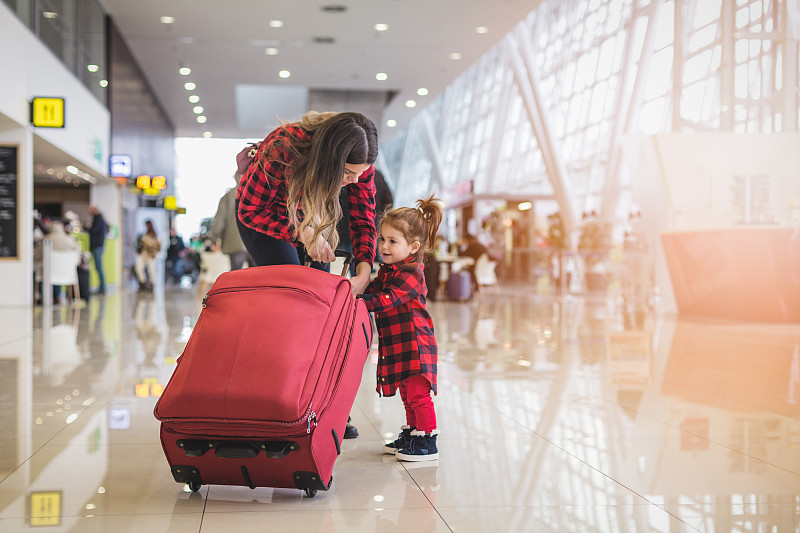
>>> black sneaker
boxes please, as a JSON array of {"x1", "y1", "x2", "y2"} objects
[
  {"x1": 343, "y1": 416, "x2": 358, "y2": 439},
  {"x1": 383, "y1": 426, "x2": 415, "y2": 454},
  {"x1": 343, "y1": 423, "x2": 359, "y2": 439},
  {"x1": 396, "y1": 430, "x2": 439, "y2": 462}
]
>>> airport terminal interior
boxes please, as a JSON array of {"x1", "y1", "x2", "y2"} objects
[{"x1": 1, "y1": 0, "x2": 800, "y2": 531}]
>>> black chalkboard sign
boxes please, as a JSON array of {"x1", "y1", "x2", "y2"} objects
[{"x1": 0, "y1": 145, "x2": 19, "y2": 259}]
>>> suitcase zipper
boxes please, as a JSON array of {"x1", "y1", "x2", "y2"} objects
[
  {"x1": 203, "y1": 285, "x2": 328, "y2": 307},
  {"x1": 160, "y1": 405, "x2": 316, "y2": 438}
]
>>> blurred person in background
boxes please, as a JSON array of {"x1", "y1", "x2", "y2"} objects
[
  {"x1": 166, "y1": 228, "x2": 187, "y2": 285},
  {"x1": 134, "y1": 220, "x2": 162, "y2": 292},
  {"x1": 88, "y1": 206, "x2": 108, "y2": 295},
  {"x1": 209, "y1": 172, "x2": 252, "y2": 270}
]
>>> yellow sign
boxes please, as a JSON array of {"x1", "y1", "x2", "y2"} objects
[
  {"x1": 30, "y1": 491, "x2": 62, "y2": 526},
  {"x1": 135, "y1": 380, "x2": 164, "y2": 397},
  {"x1": 136, "y1": 175, "x2": 151, "y2": 189},
  {"x1": 177, "y1": 207, "x2": 187, "y2": 214},
  {"x1": 31, "y1": 97, "x2": 65, "y2": 128},
  {"x1": 144, "y1": 187, "x2": 160, "y2": 196},
  {"x1": 151, "y1": 175, "x2": 167, "y2": 190},
  {"x1": 164, "y1": 196, "x2": 177, "y2": 210}
]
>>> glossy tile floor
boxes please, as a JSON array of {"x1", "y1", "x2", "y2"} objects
[{"x1": 0, "y1": 279, "x2": 798, "y2": 532}]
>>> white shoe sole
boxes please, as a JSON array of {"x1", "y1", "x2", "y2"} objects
[
  {"x1": 396, "y1": 452, "x2": 438, "y2": 462},
  {"x1": 383, "y1": 445, "x2": 399, "y2": 454}
]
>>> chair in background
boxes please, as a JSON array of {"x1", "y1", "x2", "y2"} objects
[
  {"x1": 50, "y1": 249, "x2": 82, "y2": 304},
  {"x1": 474, "y1": 253, "x2": 498, "y2": 296}
]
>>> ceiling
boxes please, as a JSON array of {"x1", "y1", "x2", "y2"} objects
[{"x1": 95, "y1": 0, "x2": 541, "y2": 141}]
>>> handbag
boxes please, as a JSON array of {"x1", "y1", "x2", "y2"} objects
[{"x1": 236, "y1": 142, "x2": 261, "y2": 175}]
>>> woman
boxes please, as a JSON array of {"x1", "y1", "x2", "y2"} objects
[
  {"x1": 236, "y1": 111, "x2": 378, "y2": 296},
  {"x1": 134, "y1": 220, "x2": 162, "y2": 291},
  {"x1": 236, "y1": 111, "x2": 379, "y2": 440}
]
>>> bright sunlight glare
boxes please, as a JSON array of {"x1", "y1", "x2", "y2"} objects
[{"x1": 174, "y1": 137, "x2": 257, "y2": 239}]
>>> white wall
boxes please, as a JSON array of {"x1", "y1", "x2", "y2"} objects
[
  {"x1": 0, "y1": 3, "x2": 111, "y2": 307},
  {"x1": 652, "y1": 133, "x2": 800, "y2": 229},
  {"x1": 624, "y1": 132, "x2": 800, "y2": 315}
]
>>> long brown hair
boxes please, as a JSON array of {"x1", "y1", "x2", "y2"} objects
[
  {"x1": 261, "y1": 111, "x2": 378, "y2": 250},
  {"x1": 379, "y1": 195, "x2": 443, "y2": 265}
]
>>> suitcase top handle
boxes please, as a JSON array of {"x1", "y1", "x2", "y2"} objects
[{"x1": 303, "y1": 249, "x2": 353, "y2": 277}]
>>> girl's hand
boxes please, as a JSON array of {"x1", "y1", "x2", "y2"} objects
[{"x1": 301, "y1": 227, "x2": 335, "y2": 263}]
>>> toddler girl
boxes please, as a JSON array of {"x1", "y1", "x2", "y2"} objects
[{"x1": 359, "y1": 195, "x2": 443, "y2": 461}]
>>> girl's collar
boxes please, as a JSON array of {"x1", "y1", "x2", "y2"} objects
[{"x1": 384, "y1": 256, "x2": 419, "y2": 270}]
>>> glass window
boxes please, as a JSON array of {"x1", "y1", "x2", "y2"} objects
[
  {"x1": 79, "y1": 0, "x2": 106, "y2": 104},
  {"x1": 38, "y1": 0, "x2": 77, "y2": 71}
]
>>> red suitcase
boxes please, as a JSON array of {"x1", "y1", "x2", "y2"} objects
[{"x1": 153, "y1": 261, "x2": 372, "y2": 497}]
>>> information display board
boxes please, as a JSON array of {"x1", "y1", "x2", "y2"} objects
[{"x1": 0, "y1": 145, "x2": 18, "y2": 259}]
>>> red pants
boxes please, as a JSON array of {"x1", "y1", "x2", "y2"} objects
[{"x1": 398, "y1": 375, "x2": 436, "y2": 433}]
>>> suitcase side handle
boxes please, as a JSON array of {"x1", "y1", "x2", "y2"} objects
[{"x1": 177, "y1": 439, "x2": 299, "y2": 459}]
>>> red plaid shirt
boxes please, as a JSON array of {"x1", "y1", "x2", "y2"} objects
[
  {"x1": 237, "y1": 124, "x2": 377, "y2": 265},
  {"x1": 360, "y1": 258, "x2": 437, "y2": 397}
]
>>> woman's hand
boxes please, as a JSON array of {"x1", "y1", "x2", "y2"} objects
[
  {"x1": 301, "y1": 227, "x2": 335, "y2": 263},
  {"x1": 349, "y1": 261, "x2": 372, "y2": 296}
]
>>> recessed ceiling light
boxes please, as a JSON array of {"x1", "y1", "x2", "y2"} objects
[
  {"x1": 279, "y1": 70, "x2": 291, "y2": 78},
  {"x1": 269, "y1": 20, "x2": 284, "y2": 28},
  {"x1": 374, "y1": 23, "x2": 389, "y2": 31},
  {"x1": 184, "y1": 82, "x2": 196, "y2": 90},
  {"x1": 43, "y1": 11, "x2": 58, "y2": 19},
  {"x1": 87, "y1": 64, "x2": 99, "y2": 72},
  {"x1": 475, "y1": 26, "x2": 489, "y2": 34},
  {"x1": 386, "y1": 119, "x2": 397, "y2": 127},
  {"x1": 193, "y1": 106, "x2": 204, "y2": 114},
  {"x1": 265, "y1": 47, "x2": 279, "y2": 55},
  {"x1": 417, "y1": 88, "x2": 428, "y2": 96},
  {"x1": 179, "y1": 67, "x2": 191, "y2": 75},
  {"x1": 448, "y1": 52, "x2": 462, "y2": 60},
  {"x1": 189, "y1": 95, "x2": 200, "y2": 103},
  {"x1": 196, "y1": 116, "x2": 207, "y2": 124},
  {"x1": 375, "y1": 72, "x2": 388, "y2": 81},
  {"x1": 202, "y1": 131, "x2": 213, "y2": 138},
  {"x1": 405, "y1": 100, "x2": 417, "y2": 108},
  {"x1": 160, "y1": 16, "x2": 175, "y2": 24},
  {"x1": 99, "y1": 80, "x2": 108, "y2": 87}
]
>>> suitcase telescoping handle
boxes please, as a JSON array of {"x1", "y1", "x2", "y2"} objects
[{"x1": 303, "y1": 249, "x2": 353, "y2": 277}]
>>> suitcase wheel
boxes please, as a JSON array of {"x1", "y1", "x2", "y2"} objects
[
  {"x1": 294, "y1": 471, "x2": 330, "y2": 496},
  {"x1": 171, "y1": 465, "x2": 203, "y2": 492}
]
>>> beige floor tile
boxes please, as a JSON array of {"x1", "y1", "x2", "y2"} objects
[
  {"x1": 200, "y1": 507, "x2": 452, "y2": 532},
  {"x1": 0, "y1": 284, "x2": 797, "y2": 533},
  {"x1": 0, "y1": 512, "x2": 203, "y2": 532},
  {"x1": 435, "y1": 504, "x2": 702, "y2": 533}
]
